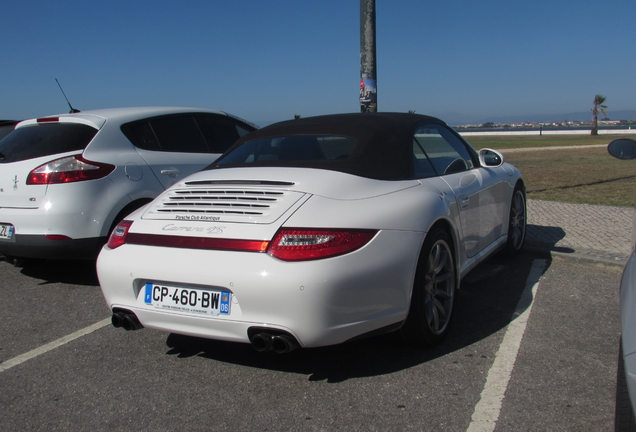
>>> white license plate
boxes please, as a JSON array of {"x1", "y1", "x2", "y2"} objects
[
  {"x1": 0, "y1": 224, "x2": 14, "y2": 240},
  {"x1": 144, "y1": 283, "x2": 231, "y2": 316}
]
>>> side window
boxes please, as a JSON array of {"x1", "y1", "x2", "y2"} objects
[
  {"x1": 123, "y1": 121, "x2": 160, "y2": 151},
  {"x1": 196, "y1": 114, "x2": 255, "y2": 153},
  {"x1": 149, "y1": 115, "x2": 208, "y2": 153},
  {"x1": 412, "y1": 139, "x2": 437, "y2": 178},
  {"x1": 414, "y1": 125, "x2": 474, "y2": 176}
]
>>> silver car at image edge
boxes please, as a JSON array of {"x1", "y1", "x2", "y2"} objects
[
  {"x1": 609, "y1": 138, "x2": 636, "y2": 432},
  {"x1": 0, "y1": 107, "x2": 257, "y2": 261},
  {"x1": 97, "y1": 112, "x2": 527, "y2": 353}
]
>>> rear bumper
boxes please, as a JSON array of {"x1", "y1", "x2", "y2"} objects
[
  {"x1": 97, "y1": 230, "x2": 423, "y2": 348},
  {"x1": 0, "y1": 234, "x2": 105, "y2": 260}
]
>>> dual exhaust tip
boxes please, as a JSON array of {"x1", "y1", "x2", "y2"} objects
[
  {"x1": 249, "y1": 329, "x2": 299, "y2": 354},
  {"x1": 111, "y1": 309, "x2": 143, "y2": 331},
  {"x1": 110, "y1": 311, "x2": 299, "y2": 353}
]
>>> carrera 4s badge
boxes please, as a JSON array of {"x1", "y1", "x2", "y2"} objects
[{"x1": 162, "y1": 224, "x2": 225, "y2": 235}]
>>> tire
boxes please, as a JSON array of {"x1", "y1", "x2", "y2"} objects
[
  {"x1": 616, "y1": 342, "x2": 636, "y2": 431},
  {"x1": 504, "y1": 186, "x2": 526, "y2": 256},
  {"x1": 398, "y1": 227, "x2": 456, "y2": 347}
]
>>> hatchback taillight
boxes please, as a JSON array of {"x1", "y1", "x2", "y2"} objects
[
  {"x1": 267, "y1": 228, "x2": 377, "y2": 261},
  {"x1": 107, "y1": 220, "x2": 133, "y2": 249},
  {"x1": 26, "y1": 155, "x2": 115, "y2": 185}
]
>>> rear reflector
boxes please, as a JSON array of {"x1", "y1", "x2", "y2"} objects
[{"x1": 44, "y1": 235, "x2": 72, "y2": 241}]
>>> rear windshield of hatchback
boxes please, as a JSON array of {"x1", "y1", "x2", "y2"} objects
[{"x1": 0, "y1": 123, "x2": 97, "y2": 163}]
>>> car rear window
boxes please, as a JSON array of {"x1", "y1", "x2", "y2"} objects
[
  {"x1": 216, "y1": 135, "x2": 357, "y2": 165},
  {"x1": 0, "y1": 123, "x2": 98, "y2": 163},
  {"x1": 0, "y1": 121, "x2": 17, "y2": 141}
]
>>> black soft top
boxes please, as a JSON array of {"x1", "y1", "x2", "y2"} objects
[{"x1": 209, "y1": 112, "x2": 452, "y2": 180}]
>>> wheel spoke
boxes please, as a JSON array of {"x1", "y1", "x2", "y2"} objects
[
  {"x1": 434, "y1": 286, "x2": 452, "y2": 300},
  {"x1": 434, "y1": 269, "x2": 452, "y2": 284},
  {"x1": 433, "y1": 298, "x2": 448, "y2": 320},
  {"x1": 425, "y1": 296, "x2": 440, "y2": 330},
  {"x1": 513, "y1": 196, "x2": 523, "y2": 214},
  {"x1": 430, "y1": 245, "x2": 448, "y2": 276}
]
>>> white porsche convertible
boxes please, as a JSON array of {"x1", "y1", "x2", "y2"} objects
[{"x1": 97, "y1": 113, "x2": 526, "y2": 353}]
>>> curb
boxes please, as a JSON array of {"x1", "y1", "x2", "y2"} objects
[{"x1": 524, "y1": 244, "x2": 629, "y2": 268}]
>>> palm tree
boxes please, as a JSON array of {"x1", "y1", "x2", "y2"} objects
[{"x1": 591, "y1": 95, "x2": 608, "y2": 135}]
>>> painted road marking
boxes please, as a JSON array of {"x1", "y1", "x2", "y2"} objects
[
  {"x1": 0, "y1": 318, "x2": 111, "y2": 372},
  {"x1": 466, "y1": 259, "x2": 547, "y2": 432}
]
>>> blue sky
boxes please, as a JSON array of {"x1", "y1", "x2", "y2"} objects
[{"x1": 3, "y1": 0, "x2": 635, "y2": 126}]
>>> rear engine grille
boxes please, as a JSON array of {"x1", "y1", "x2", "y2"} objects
[
  {"x1": 144, "y1": 186, "x2": 306, "y2": 223},
  {"x1": 158, "y1": 190, "x2": 283, "y2": 215}
]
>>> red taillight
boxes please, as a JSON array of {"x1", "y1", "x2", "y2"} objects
[
  {"x1": 26, "y1": 155, "x2": 115, "y2": 185},
  {"x1": 107, "y1": 220, "x2": 133, "y2": 249},
  {"x1": 267, "y1": 228, "x2": 377, "y2": 261}
]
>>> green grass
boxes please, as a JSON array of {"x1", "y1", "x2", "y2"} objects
[
  {"x1": 462, "y1": 134, "x2": 629, "y2": 150},
  {"x1": 464, "y1": 134, "x2": 636, "y2": 207}
]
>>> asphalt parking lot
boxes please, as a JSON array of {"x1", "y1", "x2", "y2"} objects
[{"x1": 0, "y1": 250, "x2": 622, "y2": 431}]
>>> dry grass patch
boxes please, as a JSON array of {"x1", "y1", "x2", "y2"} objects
[
  {"x1": 503, "y1": 147, "x2": 636, "y2": 207},
  {"x1": 464, "y1": 134, "x2": 625, "y2": 150}
]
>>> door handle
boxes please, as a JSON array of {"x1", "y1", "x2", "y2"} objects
[
  {"x1": 160, "y1": 169, "x2": 181, "y2": 178},
  {"x1": 460, "y1": 196, "x2": 470, "y2": 209}
]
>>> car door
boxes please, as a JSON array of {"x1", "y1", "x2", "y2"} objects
[{"x1": 414, "y1": 125, "x2": 505, "y2": 258}]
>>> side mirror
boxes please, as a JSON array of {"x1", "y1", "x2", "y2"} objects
[
  {"x1": 608, "y1": 139, "x2": 636, "y2": 160},
  {"x1": 479, "y1": 148, "x2": 504, "y2": 167}
]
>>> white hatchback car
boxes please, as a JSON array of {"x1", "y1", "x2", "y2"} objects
[{"x1": 0, "y1": 107, "x2": 256, "y2": 262}]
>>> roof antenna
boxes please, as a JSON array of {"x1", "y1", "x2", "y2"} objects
[{"x1": 55, "y1": 78, "x2": 80, "y2": 113}]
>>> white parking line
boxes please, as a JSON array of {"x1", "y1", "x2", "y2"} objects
[
  {"x1": 0, "y1": 318, "x2": 111, "y2": 372},
  {"x1": 466, "y1": 259, "x2": 547, "y2": 432}
]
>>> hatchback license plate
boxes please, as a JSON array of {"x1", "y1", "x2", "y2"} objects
[
  {"x1": 144, "y1": 283, "x2": 231, "y2": 316},
  {"x1": 0, "y1": 224, "x2": 14, "y2": 240}
]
